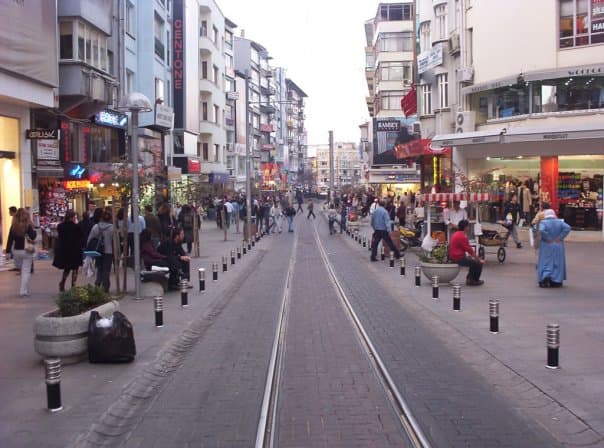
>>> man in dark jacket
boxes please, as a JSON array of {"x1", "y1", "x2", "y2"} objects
[
  {"x1": 144, "y1": 205, "x2": 162, "y2": 247},
  {"x1": 504, "y1": 194, "x2": 523, "y2": 248},
  {"x1": 158, "y1": 227, "x2": 191, "y2": 289}
]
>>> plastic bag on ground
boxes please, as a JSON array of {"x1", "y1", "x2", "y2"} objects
[{"x1": 88, "y1": 310, "x2": 136, "y2": 363}]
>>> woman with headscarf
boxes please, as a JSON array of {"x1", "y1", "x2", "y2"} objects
[
  {"x1": 537, "y1": 209, "x2": 571, "y2": 288},
  {"x1": 53, "y1": 210, "x2": 84, "y2": 292}
]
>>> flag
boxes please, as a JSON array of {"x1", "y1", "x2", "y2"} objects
[{"x1": 401, "y1": 85, "x2": 417, "y2": 117}]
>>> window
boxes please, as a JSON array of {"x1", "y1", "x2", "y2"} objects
[
  {"x1": 166, "y1": 31, "x2": 170, "y2": 65},
  {"x1": 201, "y1": 61, "x2": 208, "y2": 79},
  {"x1": 379, "y1": 61, "x2": 411, "y2": 82},
  {"x1": 155, "y1": 78, "x2": 164, "y2": 102},
  {"x1": 214, "y1": 105, "x2": 220, "y2": 124},
  {"x1": 126, "y1": 70, "x2": 134, "y2": 94},
  {"x1": 435, "y1": 4, "x2": 448, "y2": 41},
  {"x1": 214, "y1": 144, "x2": 219, "y2": 162},
  {"x1": 126, "y1": 2, "x2": 135, "y2": 36},
  {"x1": 421, "y1": 84, "x2": 432, "y2": 115},
  {"x1": 559, "y1": 0, "x2": 603, "y2": 47},
  {"x1": 225, "y1": 53, "x2": 233, "y2": 69},
  {"x1": 202, "y1": 142, "x2": 209, "y2": 160},
  {"x1": 377, "y1": 32, "x2": 413, "y2": 52},
  {"x1": 212, "y1": 26, "x2": 219, "y2": 45},
  {"x1": 225, "y1": 29, "x2": 233, "y2": 50},
  {"x1": 380, "y1": 91, "x2": 404, "y2": 111},
  {"x1": 75, "y1": 22, "x2": 109, "y2": 71},
  {"x1": 200, "y1": 20, "x2": 207, "y2": 37},
  {"x1": 166, "y1": 80, "x2": 171, "y2": 106},
  {"x1": 420, "y1": 22, "x2": 431, "y2": 52},
  {"x1": 379, "y1": 4, "x2": 412, "y2": 21},
  {"x1": 202, "y1": 102, "x2": 208, "y2": 120},
  {"x1": 59, "y1": 22, "x2": 73, "y2": 59},
  {"x1": 437, "y1": 73, "x2": 449, "y2": 109},
  {"x1": 154, "y1": 14, "x2": 164, "y2": 60},
  {"x1": 213, "y1": 65, "x2": 219, "y2": 84}
]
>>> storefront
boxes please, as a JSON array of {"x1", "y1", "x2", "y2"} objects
[
  {"x1": 0, "y1": 115, "x2": 21, "y2": 248},
  {"x1": 432, "y1": 123, "x2": 604, "y2": 229}
]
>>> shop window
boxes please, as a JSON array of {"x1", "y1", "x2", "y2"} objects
[
  {"x1": 532, "y1": 76, "x2": 604, "y2": 113},
  {"x1": 559, "y1": 0, "x2": 603, "y2": 47}
]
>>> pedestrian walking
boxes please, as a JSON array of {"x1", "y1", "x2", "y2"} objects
[
  {"x1": 284, "y1": 203, "x2": 296, "y2": 232},
  {"x1": 296, "y1": 193, "x2": 304, "y2": 214},
  {"x1": 503, "y1": 194, "x2": 523, "y2": 248},
  {"x1": 6, "y1": 208, "x2": 36, "y2": 296},
  {"x1": 232, "y1": 199, "x2": 240, "y2": 233},
  {"x1": 328, "y1": 203, "x2": 337, "y2": 235},
  {"x1": 339, "y1": 201, "x2": 348, "y2": 233},
  {"x1": 307, "y1": 199, "x2": 316, "y2": 219},
  {"x1": 270, "y1": 202, "x2": 282, "y2": 233},
  {"x1": 157, "y1": 202, "x2": 176, "y2": 241},
  {"x1": 144, "y1": 205, "x2": 162, "y2": 248},
  {"x1": 537, "y1": 209, "x2": 571, "y2": 288},
  {"x1": 370, "y1": 200, "x2": 401, "y2": 261},
  {"x1": 53, "y1": 210, "x2": 84, "y2": 292},
  {"x1": 4, "y1": 206, "x2": 19, "y2": 271},
  {"x1": 87, "y1": 209, "x2": 114, "y2": 293},
  {"x1": 178, "y1": 204, "x2": 195, "y2": 254}
]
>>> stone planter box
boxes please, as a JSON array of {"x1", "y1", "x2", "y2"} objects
[
  {"x1": 420, "y1": 262, "x2": 461, "y2": 284},
  {"x1": 34, "y1": 300, "x2": 119, "y2": 364}
]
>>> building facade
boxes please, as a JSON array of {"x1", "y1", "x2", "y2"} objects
[
  {"x1": 313, "y1": 142, "x2": 363, "y2": 195},
  {"x1": 285, "y1": 79, "x2": 308, "y2": 186},
  {"x1": 428, "y1": 0, "x2": 604, "y2": 229}
]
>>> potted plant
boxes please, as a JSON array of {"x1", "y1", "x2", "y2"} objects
[
  {"x1": 419, "y1": 244, "x2": 461, "y2": 284},
  {"x1": 34, "y1": 285, "x2": 118, "y2": 364}
]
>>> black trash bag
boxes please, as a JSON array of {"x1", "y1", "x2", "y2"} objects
[{"x1": 88, "y1": 310, "x2": 136, "y2": 363}]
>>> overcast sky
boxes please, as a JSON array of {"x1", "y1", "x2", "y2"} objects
[{"x1": 218, "y1": 0, "x2": 378, "y2": 147}]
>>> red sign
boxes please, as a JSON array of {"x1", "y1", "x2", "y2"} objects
[
  {"x1": 188, "y1": 158, "x2": 200, "y2": 173},
  {"x1": 260, "y1": 123, "x2": 273, "y2": 133},
  {"x1": 393, "y1": 139, "x2": 450, "y2": 158},
  {"x1": 401, "y1": 85, "x2": 417, "y2": 117}
]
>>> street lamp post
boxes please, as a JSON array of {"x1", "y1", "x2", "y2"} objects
[
  {"x1": 117, "y1": 92, "x2": 152, "y2": 300},
  {"x1": 245, "y1": 71, "x2": 253, "y2": 244}
]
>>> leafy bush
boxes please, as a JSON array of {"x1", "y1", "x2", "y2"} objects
[
  {"x1": 419, "y1": 244, "x2": 451, "y2": 264},
  {"x1": 56, "y1": 284, "x2": 112, "y2": 317}
]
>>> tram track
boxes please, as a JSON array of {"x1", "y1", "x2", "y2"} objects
[{"x1": 255, "y1": 222, "x2": 431, "y2": 448}]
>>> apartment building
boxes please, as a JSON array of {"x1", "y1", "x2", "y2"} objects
[
  {"x1": 314, "y1": 142, "x2": 362, "y2": 193},
  {"x1": 285, "y1": 79, "x2": 308, "y2": 185},
  {"x1": 427, "y1": 0, "x2": 604, "y2": 228},
  {"x1": 364, "y1": 2, "x2": 425, "y2": 197}
]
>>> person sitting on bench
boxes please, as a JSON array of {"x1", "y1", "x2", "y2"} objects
[
  {"x1": 140, "y1": 229, "x2": 168, "y2": 270},
  {"x1": 158, "y1": 226, "x2": 191, "y2": 290}
]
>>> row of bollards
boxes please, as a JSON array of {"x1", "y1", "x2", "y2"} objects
[
  {"x1": 352, "y1": 228, "x2": 561, "y2": 370},
  {"x1": 44, "y1": 231, "x2": 269, "y2": 413}
]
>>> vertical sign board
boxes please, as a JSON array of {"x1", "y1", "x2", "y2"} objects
[{"x1": 173, "y1": 0, "x2": 185, "y2": 130}]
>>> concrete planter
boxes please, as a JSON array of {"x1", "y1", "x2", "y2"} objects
[
  {"x1": 33, "y1": 300, "x2": 119, "y2": 364},
  {"x1": 420, "y1": 262, "x2": 461, "y2": 284}
]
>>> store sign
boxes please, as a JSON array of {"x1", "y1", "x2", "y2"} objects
[
  {"x1": 592, "y1": 0, "x2": 604, "y2": 33},
  {"x1": 155, "y1": 104, "x2": 174, "y2": 129},
  {"x1": 417, "y1": 44, "x2": 443, "y2": 74},
  {"x1": 94, "y1": 109, "x2": 128, "y2": 129},
  {"x1": 63, "y1": 180, "x2": 91, "y2": 190},
  {"x1": 209, "y1": 172, "x2": 229, "y2": 184},
  {"x1": 26, "y1": 128, "x2": 59, "y2": 139},
  {"x1": 0, "y1": 150, "x2": 16, "y2": 159},
  {"x1": 385, "y1": 173, "x2": 421, "y2": 182},
  {"x1": 37, "y1": 139, "x2": 60, "y2": 160},
  {"x1": 260, "y1": 123, "x2": 274, "y2": 133},
  {"x1": 64, "y1": 162, "x2": 89, "y2": 180}
]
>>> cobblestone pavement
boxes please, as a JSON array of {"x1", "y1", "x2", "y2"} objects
[{"x1": 275, "y1": 221, "x2": 411, "y2": 447}]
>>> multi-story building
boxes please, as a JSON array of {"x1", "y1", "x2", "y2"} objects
[
  {"x1": 428, "y1": 0, "x2": 604, "y2": 228},
  {"x1": 285, "y1": 79, "x2": 307, "y2": 186},
  {"x1": 314, "y1": 142, "x2": 362, "y2": 194},
  {"x1": 364, "y1": 2, "x2": 424, "y2": 197},
  {"x1": 0, "y1": 0, "x2": 58, "y2": 244}
]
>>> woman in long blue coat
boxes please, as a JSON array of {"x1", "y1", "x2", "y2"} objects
[{"x1": 537, "y1": 209, "x2": 571, "y2": 288}]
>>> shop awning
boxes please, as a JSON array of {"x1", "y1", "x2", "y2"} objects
[
  {"x1": 420, "y1": 192, "x2": 491, "y2": 202},
  {"x1": 430, "y1": 128, "x2": 505, "y2": 148},
  {"x1": 502, "y1": 123, "x2": 604, "y2": 144}
]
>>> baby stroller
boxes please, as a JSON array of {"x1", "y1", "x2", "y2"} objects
[{"x1": 477, "y1": 225, "x2": 508, "y2": 263}]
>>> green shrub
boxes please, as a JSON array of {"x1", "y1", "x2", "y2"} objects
[
  {"x1": 419, "y1": 244, "x2": 451, "y2": 264},
  {"x1": 56, "y1": 284, "x2": 112, "y2": 317}
]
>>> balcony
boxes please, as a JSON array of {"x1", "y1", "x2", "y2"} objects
[{"x1": 259, "y1": 103, "x2": 275, "y2": 114}]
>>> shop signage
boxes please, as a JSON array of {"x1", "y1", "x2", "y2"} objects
[
  {"x1": 155, "y1": 103, "x2": 174, "y2": 129},
  {"x1": 385, "y1": 173, "x2": 421, "y2": 182},
  {"x1": 261, "y1": 143, "x2": 275, "y2": 150},
  {"x1": 417, "y1": 44, "x2": 443, "y2": 74},
  {"x1": 37, "y1": 139, "x2": 60, "y2": 161},
  {"x1": 26, "y1": 128, "x2": 59, "y2": 139},
  {"x1": 227, "y1": 91, "x2": 239, "y2": 100},
  {"x1": 0, "y1": 150, "x2": 16, "y2": 159},
  {"x1": 260, "y1": 123, "x2": 273, "y2": 133},
  {"x1": 172, "y1": 156, "x2": 200, "y2": 174},
  {"x1": 167, "y1": 166, "x2": 182, "y2": 180},
  {"x1": 64, "y1": 162, "x2": 89, "y2": 180},
  {"x1": 209, "y1": 172, "x2": 229, "y2": 184},
  {"x1": 173, "y1": 0, "x2": 185, "y2": 129},
  {"x1": 94, "y1": 109, "x2": 128, "y2": 129},
  {"x1": 63, "y1": 180, "x2": 91, "y2": 190}
]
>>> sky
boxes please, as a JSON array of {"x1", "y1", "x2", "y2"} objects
[{"x1": 218, "y1": 0, "x2": 378, "y2": 148}]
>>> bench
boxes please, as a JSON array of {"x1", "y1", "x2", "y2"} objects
[{"x1": 140, "y1": 267, "x2": 170, "y2": 297}]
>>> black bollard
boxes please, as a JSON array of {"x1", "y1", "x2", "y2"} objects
[
  {"x1": 452, "y1": 284, "x2": 461, "y2": 311},
  {"x1": 368, "y1": 237, "x2": 372, "y2": 251},
  {"x1": 237, "y1": 247, "x2": 241, "y2": 259},
  {"x1": 546, "y1": 324, "x2": 560, "y2": 369},
  {"x1": 389, "y1": 252, "x2": 394, "y2": 268},
  {"x1": 432, "y1": 275, "x2": 439, "y2": 300},
  {"x1": 415, "y1": 266, "x2": 421, "y2": 287},
  {"x1": 212, "y1": 262, "x2": 218, "y2": 282},
  {"x1": 363, "y1": 237, "x2": 367, "y2": 248},
  {"x1": 489, "y1": 299, "x2": 500, "y2": 334},
  {"x1": 400, "y1": 256, "x2": 406, "y2": 276},
  {"x1": 180, "y1": 279, "x2": 189, "y2": 307},
  {"x1": 252, "y1": 238, "x2": 255, "y2": 247},
  {"x1": 381, "y1": 245, "x2": 385, "y2": 261},
  {"x1": 222, "y1": 255, "x2": 228, "y2": 273},
  {"x1": 231, "y1": 250, "x2": 236, "y2": 265},
  {"x1": 154, "y1": 296, "x2": 164, "y2": 327},
  {"x1": 44, "y1": 358, "x2": 62, "y2": 412},
  {"x1": 198, "y1": 268, "x2": 205, "y2": 293},
  {"x1": 243, "y1": 242, "x2": 247, "y2": 255}
]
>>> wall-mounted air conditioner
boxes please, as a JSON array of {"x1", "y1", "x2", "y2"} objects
[
  {"x1": 412, "y1": 122, "x2": 422, "y2": 136},
  {"x1": 448, "y1": 33, "x2": 460, "y2": 55},
  {"x1": 453, "y1": 111, "x2": 476, "y2": 134},
  {"x1": 459, "y1": 67, "x2": 474, "y2": 83}
]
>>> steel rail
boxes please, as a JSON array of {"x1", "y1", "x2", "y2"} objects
[
  {"x1": 312, "y1": 224, "x2": 432, "y2": 448},
  {"x1": 254, "y1": 237, "x2": 297, "y2": 448}
]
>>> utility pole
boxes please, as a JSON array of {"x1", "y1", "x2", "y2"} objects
[{"x1": 328, "y1": 130, "x2": 334, "y2": 203}]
